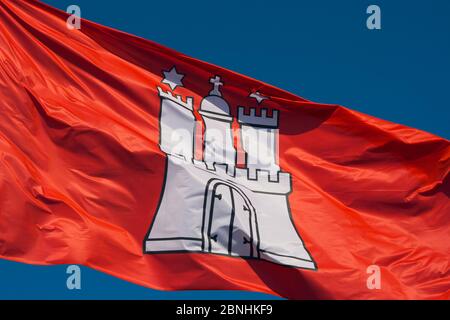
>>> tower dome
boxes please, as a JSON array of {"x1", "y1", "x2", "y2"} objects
[
  {"x1": 199, "y1": 76, "x2": 231, "y2": 117},
  {"x1": 200, "y1": 95, "x2": 230, "y2": 115}
]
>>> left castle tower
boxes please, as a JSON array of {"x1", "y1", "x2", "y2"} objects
[{"x1": 158, "y1": 86, "x2": 195, "y2": 161}]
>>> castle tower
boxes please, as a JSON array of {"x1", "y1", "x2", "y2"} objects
[
  {"x1": 238, "y1": 107, "x2": 280, "y2": 178},
  {"x1": 158, "y1": 87, "x2": 195, "y2": 160},
  {"x1": 199, "y1": 76, "x2": 236, "y2": 174}
]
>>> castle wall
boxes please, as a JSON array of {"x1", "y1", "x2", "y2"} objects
[
  {"x1": 145, "y1": 156, "x2": 207, "y2": 252},
  {"x1": 248, "y1": 192, "x2": 316, "y2": 269},
  {"x1": 146, "y1": 156, "x2": 315, "y2": 268}
]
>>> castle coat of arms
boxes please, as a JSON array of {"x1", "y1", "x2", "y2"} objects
[{"x1": 144, "y1": 67, "x2": 316, "y2": 269}]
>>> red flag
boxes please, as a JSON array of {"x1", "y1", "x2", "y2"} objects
[{"x1": 0, "y1": 0, "x2": 448, "y2": 299}]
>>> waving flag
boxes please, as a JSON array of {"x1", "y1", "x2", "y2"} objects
[{"x1": 0, "y1": 0, "x2": 448, "y2": 299}]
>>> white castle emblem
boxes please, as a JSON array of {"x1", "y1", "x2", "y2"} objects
[{"x1": 144, "y1": 67, "x2": 316, "y2": 269}]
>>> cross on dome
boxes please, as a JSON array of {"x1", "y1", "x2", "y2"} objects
[{"x1": 209, "y1": 76, "x2": 223, "y2": 96}]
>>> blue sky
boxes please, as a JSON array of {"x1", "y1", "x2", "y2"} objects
[{"x1": 1, "y1": 0, "x2": 449, "y2": 299}]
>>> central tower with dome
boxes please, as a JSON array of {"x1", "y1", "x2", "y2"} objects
[{"x1": 199, "y1": 76, "x2": 236, "y2": 175}]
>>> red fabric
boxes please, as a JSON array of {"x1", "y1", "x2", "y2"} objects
[{"x1": 0, "y1": 0, "x2": 448, "y2": 299}]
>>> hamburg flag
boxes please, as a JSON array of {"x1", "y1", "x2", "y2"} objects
[{"x1": 0, "y1": 0, "x2": 449, "y2": 299}]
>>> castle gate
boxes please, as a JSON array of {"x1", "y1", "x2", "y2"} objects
[{"x1": 203, "y1": 179, "x2": 259, "y2": 258}]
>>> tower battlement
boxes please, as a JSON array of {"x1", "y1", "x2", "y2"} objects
[
  {"x1": 238, "y1": 107, "x2": 279, "y2": 128},
  {"x1": 191, "y1": 158, "x2": 291, "y2": 194},
  {"x1": 157, "y1": 86, "x2": 193, "y2": 111}
]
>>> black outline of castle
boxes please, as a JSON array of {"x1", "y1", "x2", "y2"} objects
[{"x1": 144, "y1": 66, "x2": 317, "y2": 270}]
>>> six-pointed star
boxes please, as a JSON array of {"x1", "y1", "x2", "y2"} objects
[{"x1": 162, "y1": 67, "x2": 184, "y2": 90}]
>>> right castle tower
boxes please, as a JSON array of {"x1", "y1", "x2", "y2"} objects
[
  {"x1": 145, "y1": 74, "x2": 316, "y2": 270},
  {"x1": 238, "y1": 106, "x2": 280, "y2": 178}
]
